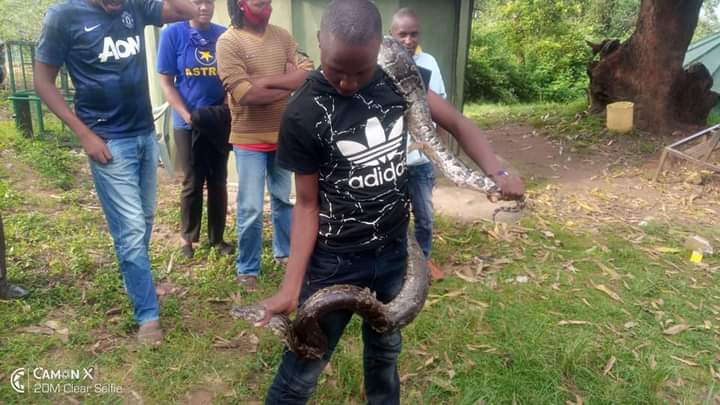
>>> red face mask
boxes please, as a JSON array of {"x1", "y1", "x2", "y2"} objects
[{"x1": 240, "y1": 1, "x2": 272, "y2": 27}]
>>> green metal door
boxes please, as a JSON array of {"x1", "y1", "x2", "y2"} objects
[
  {"x1": 291, "y1": 0, "x2": 400, "y2": 67},
  {"x1": 397, "y1": 1, "x2": 457, "y2": 101},
  {"x1": 290, "y1": 0, "x2": 471, "y2": 107}
]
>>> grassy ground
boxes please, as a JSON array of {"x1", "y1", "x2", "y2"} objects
[
  {"x1": 465, "y1": 99, "x2": 669, "y2": 154},
  {"x1": 0, "y1": 109, "x2": 719, "y2": 404}
]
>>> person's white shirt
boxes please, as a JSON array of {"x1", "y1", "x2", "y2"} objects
[{"x1": 408, "y1": 50, "x2": 447, "y2": 166}]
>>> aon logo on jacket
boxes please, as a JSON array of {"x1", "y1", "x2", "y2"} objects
[{"x1": 98, "y1": 36, "x2": 141, "y2": 63}]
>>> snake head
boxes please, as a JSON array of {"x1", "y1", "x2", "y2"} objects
[
  {"x1": 231, "y1": 305, "x2": 290, "y2": 337},
  {"x1": 230, "y1": 304, "x2": 267, "y2": 323}
]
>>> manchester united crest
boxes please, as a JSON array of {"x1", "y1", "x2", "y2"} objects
[{"x1": 121, "y1": 11, "x2": 134, "y2": 29}]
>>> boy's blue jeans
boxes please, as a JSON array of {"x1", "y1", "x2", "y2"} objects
[
  {"x1": 266, "y1": 238, "x2": 408, "y2": 404},
  {"x1": 89, "y1": 133, "x2": 159, "y2": 326},
  {"x1": 233, "y1": 148, "x2": 292, "y2": 276},
  {"x1": 407, "y1": 162, "x2": 435, "y2": 259}
]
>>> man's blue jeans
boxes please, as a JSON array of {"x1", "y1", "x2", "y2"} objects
[
  {"x1": 266, "y1": 238, "x2": 407, "y2": 404},
  {"x1": 407, "y1": 162, "x2": 435, "y2": 259},
  {"x1": 89, "y1": 133, "x2": 159, "y2": 326},
  {"x1": 233, "y1": 148, "x2": 292, "y2": 276}
]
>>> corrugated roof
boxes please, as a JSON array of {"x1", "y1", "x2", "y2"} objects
[{"x1": 684, "y1": 31, "x2": 720, "y2": 93}]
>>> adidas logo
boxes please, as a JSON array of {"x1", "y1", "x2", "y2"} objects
[
  {"x1": 337, "y1": 117, "x2": 404, "y2": 167},
  {"x1": 337, "y1": 117, "x2": 406, "y2": 189}
]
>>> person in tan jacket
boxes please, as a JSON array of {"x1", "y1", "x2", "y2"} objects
[{"x1": 217, "y1": 0, "x2": 312, "y2": 291}]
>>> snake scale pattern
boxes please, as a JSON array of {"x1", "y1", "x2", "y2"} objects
[{"x1": 231, "y1": 37, "x2": 520, "y2": 360}]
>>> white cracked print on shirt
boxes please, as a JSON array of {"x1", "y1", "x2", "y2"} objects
[{"x1": 313, "y1": 94, "x2": 407, "y2": 247}]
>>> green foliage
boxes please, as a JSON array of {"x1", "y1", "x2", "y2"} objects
[
  {"x1": 0, "y1": 0, "x2": 56, "y2": 41},
  {"x1": 695, "y1": 0, "x2": 720, "y2": 41},
  {"x1": 587, "y1": 0, "x2": 640, "y2": 39},
  {"x1": 465, "y1": 0, "x2": 720, "y2": 104},
  {"x1": 708, "y1": 104, "x2": 720, "y2": 126},
  {"x1": 464, "y1": 25, "x2": 530, "y2": 103},
  {"x1": 466, "y1": 0, "x2": 600, "y2": 103}
]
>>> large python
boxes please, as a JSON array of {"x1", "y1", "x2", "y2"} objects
[{"x1": 231, "y1": 37, "x2": 522, "y2": 360}]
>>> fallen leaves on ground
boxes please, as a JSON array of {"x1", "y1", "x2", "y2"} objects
[
  {"x1": 17, "y1": 320, "x2": 70, "y2": 343},
  {"x1": 593, "y1": 284, "x2": 624, "y2": 303},
  {"x1": 670, "y1": 355, "x2": 699, "y2": 367},
  {"x1": 662, "y1": 323, "x2": 689, "y2": 336},
  {"x1": 558, "y1": 320, "x2": 593, "y2": 326},
  {"x1": 602, "y1": 356, "x2": 616, "y2": 375},
  {"x1": 155, "y1": 281, "x2": 186, "y2": 297},
  {"x1": 212, "y1": 331, "x2": 259, "y2": 353}
]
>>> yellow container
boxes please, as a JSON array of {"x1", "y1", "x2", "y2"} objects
[{"x1": 606, "y1": 101, "x2": 634, "y2": 133}]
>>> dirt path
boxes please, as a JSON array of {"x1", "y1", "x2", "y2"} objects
[
  {"x1": 433, "y1": 122, "x2": 604, "y2": 223},
  {"x1": 432, "y1": 123, "x2": 720, "y2": 231}
]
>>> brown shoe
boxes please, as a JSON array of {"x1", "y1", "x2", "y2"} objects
[
  {"x1": 428, "y1": 260, "x2": 445, "y2": 281},
  {"x1": 137, "y1": 320, "x2": 163, "y2": 346},
  {"x1": 236, "y1": 275, "x2": 257, "y2": 292}
]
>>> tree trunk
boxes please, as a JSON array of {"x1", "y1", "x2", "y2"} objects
[{"x1": 588, "y1": 0, "x2": 718, "y2": 132}]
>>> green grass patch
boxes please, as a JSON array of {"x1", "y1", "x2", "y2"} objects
[
  {"x1": 0, "y1": 176, "x2": 22, "y2": 210},
  {"x1": 0, "y1": 124, "x2": 718, "y2": 403},
  {"x1": 464, "y1": 99, "x2": 663, "y2": 154},
  {"x1": 464, "y1": 99, "x2": 592, "y2": 128},
  {"x1": 0, "y1": 122, "x2": 80, "y2": 190}
]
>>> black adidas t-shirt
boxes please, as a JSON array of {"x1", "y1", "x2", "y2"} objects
[{"x1": 277, "y1": 68, "x2": 410, "y2": 253}]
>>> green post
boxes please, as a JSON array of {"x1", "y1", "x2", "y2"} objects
[
  {"x1": 6, "y1": 44, "x2": 16, "y2": 95},
  {"x1": 12, "y1": 97, "x2": 33, "y2": 138},
  {"x1": 32, "y1": 97, "x2": 45, "y2": 135}
]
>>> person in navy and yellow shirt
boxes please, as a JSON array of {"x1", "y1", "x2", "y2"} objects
[
  {"x1": 34, "y1": 0, "x2": 198, "y2": 346},
  {"x1": 157, "y1": 0, "x2": 233, "y2": 259}
]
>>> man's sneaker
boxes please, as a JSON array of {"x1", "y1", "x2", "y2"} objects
[
  {"x1": 137, "y1": 320, "x2": 163, "y2": 346},
  {"x1": 210, "y1": 241, "x2": 235, "y2": 256},
  {"x1": 428, "y1": 260, "x2": 445, "y2": 281},
  {"x1": 236, "y1": 275, "x2": 257, "y2": 292},
  {"x1": 274, "y1": 257, "x2": 289, "y2": 267}
]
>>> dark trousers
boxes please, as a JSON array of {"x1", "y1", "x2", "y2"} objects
[
  {"x1": 266, "y1": 238, "x2": 407, "y2": 404},
  {"x1": 174, "y1": 128, "x2": 229, "y2": 245}
]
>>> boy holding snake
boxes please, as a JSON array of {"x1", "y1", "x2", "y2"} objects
[{"x1": 256, "y1": 0, "x2": 524, "y2": 402}]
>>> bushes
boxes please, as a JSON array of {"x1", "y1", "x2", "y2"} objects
[
  {"x1": 464, "y1": 27, "x2": 532, "y2": 103},
  {"x1": 464, "y1": 1, "x2": 611, "y2": 104},
  {"x1": 464, "y1": 23, "x2": 590, "y2": 104}
]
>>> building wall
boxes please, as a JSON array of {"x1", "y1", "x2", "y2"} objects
[
  {"x1": 213, "y1": 0, "x2": 293, "y2": 33},
  {"x1": 169, "y1": 0, "x2": 470, "y2": 105},
  {"x1": 289, "y1": 0, "x2": 469, "y2": 106}
]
